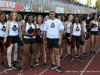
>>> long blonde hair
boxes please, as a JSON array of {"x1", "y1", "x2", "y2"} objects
[
  {"x1": 9, "y1": 11, "x2": 19, "y2": 23},
  {"x1": 43, "y1": 15, "x2": 49, "y2": 23}
]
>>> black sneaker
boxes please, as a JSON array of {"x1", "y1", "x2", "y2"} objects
[
  {"x1": 38, "y1": 58, "x2": 42, "y2": 62},
  {"x1": 11, "y1": 63, "x2": 13, "y2": 66},
  {"x1": 68, "y1": 54, "x2": 71, "y2": 58},
  {"x1": 49, "y1": 64, "x2": 57, "y2": 70},
  {"x1": 29, "y1": 65, "x2": 34, "y2": 70},
  {"x1": 18, "y1": 58, "x2": 21, "y2": 62},
  {"x1": 93, "y1": 52, "x2": 96, "y2": 55},
  {"x1": 65, "y1": 49, "x2": 67, "y2": 52},
  {"x1": 3, "y1": 66, "x2": 12, "y2": 71},
  {"x1": 21, "y1": 50, "x2": 23, "y2": 53},
  {"x1": 12, "y1": 64, "x2": 18, "y2": 69},
  {"x1": 83, "y1": 53, "x2": 87, "y2": 56},
  {"x1": 75, "y1": 55, "x2": 78, "y2": 57},
  {"x1": 60, "y1": 57, "x2": 64, "y2": 60},
  {"x1": 77, "y1": 58, "x2": 83, "y2": 61},
  {"x1": 18, "y1": 67, "x2": 23, "y2": 72},
  {"x1": 56, "y1": 67, "x2": 63, "y2": 73},
  {"x1": 33, "y1": 62, "x2": 39, "y2": 66},
  {"x1": 81, "y1": 52, "x2": 83, "y2": 55},
  {"x1": 90, "y1": 50, "x2": 93, "y2": 55},
  {"x1": 70, "y1": 57, "x2": 74, "y2": 61},
  {"x1": 43, "y1": 63, "x2": 47, "y2": 67},
  {"x1": 1, "y1": 62, "x2": 4, "y2": 67}
]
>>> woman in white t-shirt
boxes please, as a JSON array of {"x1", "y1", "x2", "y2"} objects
[
  {"x1": 64, "y1": 15, "x2": 73, "y2": 58},
  {"x1": 89, "y1": 14, "x2": 100, "y2": 55},
  {"x1": 70, "y1": 16, "x2": 84, "y2": 61},
  {"x1": 0, "y1": 14, "x2": 6, "y2": 67},
  {"x1": 18, "y1": 14, "x2": 37, "y2": 72},
  {"x1": 3, "y1": 11, "x2": 22, "y2": 71},
  {"x1": 33, "y1": 15, "x2": 47, "y2": 67},
  {"x1": 81, "y1": 14, "x2": 88, "y2": 56}
]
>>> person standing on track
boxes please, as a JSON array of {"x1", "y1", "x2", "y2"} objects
[
  {"x1": 89, "y1": 14, "x2": 100, "y2": 55},
  {"x1": 33, "y1": 15, "x2": 47, "y2": 67},
  {"x1": 64, "y1": 15, "x2": 73, "y2": 58},
  {"x1": 18, "y1": 14, "x2": 37, "y2": 72},
  {"x1": 81, "y1": 14, "x2": 88, "y2": 56},
  {"x1": 0, "y1": 13, "x2": 6, "y2": 67},
  {"x1": 70, "y1": 16, "x2": 84, "y2": 61},
  {"x1": 3, "y1": 11, "x2": 22, "y2": 71},
  {"x1": 57, "y1": 15, "x2": 65, "y2": 60},
  {"x1": 43, "y1": 11, "x2": 63, "y2": 73}
]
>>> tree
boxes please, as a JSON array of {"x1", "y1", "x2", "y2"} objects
[
  {"x1": 95, "y1": 0, "x2": 100, "y2": 13},
  {"x1": 87, "y1": 0, "x2": 89, "y2": 6}
]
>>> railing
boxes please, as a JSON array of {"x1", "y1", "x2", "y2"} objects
[{"x1": 7, "y1": 0, "x2": 96, "y2": 12}]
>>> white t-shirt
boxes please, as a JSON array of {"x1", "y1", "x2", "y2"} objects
[{"x1": 43, "y1": 18, "x2": 64, "y2": 39}]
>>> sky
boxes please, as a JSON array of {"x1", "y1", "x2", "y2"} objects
[{"x1": 77, "y1": 0, "x2": 97, "y2": 6}]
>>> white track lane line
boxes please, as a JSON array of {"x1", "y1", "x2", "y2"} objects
[
  {"x1": 80, "y1": 48, "x2": 100, "y2": 75},
  {"x1": 39, "y1": 54, "x2": 68, "y2": 75}
]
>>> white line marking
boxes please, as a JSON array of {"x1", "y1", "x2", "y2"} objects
[
  {"x1": 38, "y1": 54, "x2": 68, "y2": 75},
  {"x1": 0, "y1": 71, "x2": 8, "y2": 74},
  {"x1": 80, "y1": 48, "x2": 100, "y2": 75}
]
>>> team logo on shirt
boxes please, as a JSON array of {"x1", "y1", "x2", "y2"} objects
[
  {"x1": 75, "y1": 26, "x2": 80, "y2": 31},
  {"x1": 38, "y1": 28, "x2": 41, "y2": 33},
  {"x1": 12, "y1": 25, "x2": 17, "y2": 31},
  {"x1": 94, "y1": 24, "x2": 97, "y2": 28},
  {"x1": 51, "y1": 23, "x2": 55, "y2": 28},
  {"x1": 1, "y1": 26, "x2": 6, "y2": 32}
]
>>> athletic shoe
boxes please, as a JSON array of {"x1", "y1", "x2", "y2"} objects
[
  {"x1": 3, "y1": 66, "x2": 12, "y2": 71},
  {"x1": 60, "y1": 57, "x2": 64, "y2": 60},
  {"x1": 65, "y1": 49, "x2": 67, "y2": 52},
  {"x1": 18, "y1": 58, "x2": 21, "y2": 62},
  {"x1": 83, "y1": 53, "x2": 87, "y2": 56},
  {"x1": 77, "y1": 58, "x2": 83, "y2": 61},
  {"x1": 70, "y1": 57, "x2": 74, "y2": 61},
  {"x1": 75, "y1": 55, "x2": 78, "y2": 57},
  {"x1": 68, "y1": 54, "x2": 71, "y2": 58},
  {"x1": 29, "y1": 65, "x2": 34, "y2": 70},
  {"x1": 18, "y1": 67, "x2": 23, "y2": 72},
  {"x1": 93, "y1": 52, "x2": 96, "y2": 55},
  {"x1": 81, "y1": 52, "x2": 83, "y2": 55},
  {"x1": 38, "y1": 58, "x2": 42, "y2": 62},
  {"x1": 90, "y1": 50, "x2": 93, "y2": 55},
  {"x1": 49, "y1": 64, "x2": 57, "y2": 70},
  {"x1": 1, "y1": 62, "x2": 4, "y2": 67},
  {"x1": 43, "y1": 63, "x2": 47, "y2": 67},
  {"x1": 12, "y1": 64, "x2": 18, "y2": 69},
  {"x1": 21, "y1": 50, "x2": 23, "y2": 53},
  {"x1": 33, "y1": 62, "x2": 39, "y2": 66},
  {"x1": 56, "y1": 67, "x2": 63, "y2": 73}
]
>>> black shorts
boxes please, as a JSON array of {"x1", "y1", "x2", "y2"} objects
[
  {"x1": 24, "y1": 38, "x2": 36, "y2": 44},
  {"x1": 47, "y1": 38, "x2": 59, "y2": 49},
  {"x1": 72, "y1": 35, "x2": 81, "y2": 42},
  {"x1": 66, "y1": 33, "x2": 70, "y2": 37},
  {"x1": 91, "y1": 31, "x2": 98, "y2": 35},
  {"x1": 8, "y1": 35, "x2": 19, "y2": 44},
  {"x1": 0, "y1": 37, "x2": 4, "y2": 40},
  {"x1": 37, "y1": 38, "x2": 43, "y2": 43}
]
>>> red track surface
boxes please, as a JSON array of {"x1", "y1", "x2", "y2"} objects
[{"x1": 0, "y1": 34, "x2": 100, "y2": 75}]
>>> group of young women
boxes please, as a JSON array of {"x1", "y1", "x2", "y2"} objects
[{"x1": 0, "y1": 11, "x2": 99, "y2": 73}]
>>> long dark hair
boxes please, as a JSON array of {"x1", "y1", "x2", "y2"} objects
[
  {"x1": 81, "y1": 14, "x2": 87, "y2": 21},
  {"x1": 25, "y1": 14, "x2": 33, "y2": 23},
  {"x1": 72, "y1": 16, "x2": 80, "y2": 24},
  {"x1": 91, "y1": 13, "x2": 98, "y2": 21}
]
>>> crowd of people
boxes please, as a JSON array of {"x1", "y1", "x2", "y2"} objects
[{"x1": 0, "y1": 11, "x2": 100, "y2": 73}]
